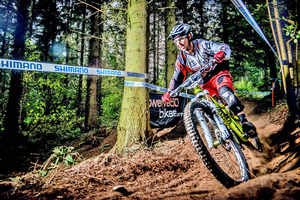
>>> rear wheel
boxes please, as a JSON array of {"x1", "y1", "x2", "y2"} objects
[{"x1": 184, "y1": 101, "x2": 249, "y2": 187}]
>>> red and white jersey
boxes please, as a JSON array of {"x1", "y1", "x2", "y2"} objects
[{"x1": 168, "y1": 39, "x2": 231, "y2": 91}]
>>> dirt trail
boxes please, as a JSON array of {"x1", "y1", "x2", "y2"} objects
[{"x1": 1, "y1": 101, "x2": 299, "y2": 200}]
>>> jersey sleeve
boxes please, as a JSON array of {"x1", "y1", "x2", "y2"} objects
[
  {"x1": 200, "y1": 39, "x2": 231, "y2": 60},
  {"x1": 168, "y1": 53, "x2": 188, "y2": 91}
]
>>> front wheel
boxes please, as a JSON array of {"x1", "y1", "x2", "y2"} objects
[{"x1": 184, "y1": 101, "x2": 249, "y2": 187}]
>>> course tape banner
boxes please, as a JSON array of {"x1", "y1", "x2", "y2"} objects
[
  {"x1": 125, "y1": 80, "x2": 271, "y2": 98},
  {"x1": 124, "y1": 80, "x2": 195, "y2": 99},
  {"x1": 0, "y1": 58, "x2": 147, "y2": 79},
  {"x1": 231, "y1": 0, "x2": 278, "y2": 58},
  {"x1": 0, "y1": 58, "x2": 270, "y2": 98}
]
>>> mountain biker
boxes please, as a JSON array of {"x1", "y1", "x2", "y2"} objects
[{"x1": 162, "y1": 23, "x2": 257, "y2": 138}]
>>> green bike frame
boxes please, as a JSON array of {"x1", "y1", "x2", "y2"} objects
[{"x1": 210, "y1": 97, "x2": 249, "y2": 143}]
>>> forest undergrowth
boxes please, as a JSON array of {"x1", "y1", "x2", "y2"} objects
[{"x1": 0, "y1": 97, "x2": 299, "y2": 200}]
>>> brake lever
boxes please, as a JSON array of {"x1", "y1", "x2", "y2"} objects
[{"x1": 170, "y1": 87, "x2": 180, "y2": 97}]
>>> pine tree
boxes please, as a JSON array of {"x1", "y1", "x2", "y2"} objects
[
  {"x1": 114, "y1": 0, "x2": 150, "y2": 154},
  {"x1": 1, "y1": 0, "x2": 30, "y2": 172},
  {"x1": 165, "y1": 0, "x2": 177, "y2": 85},
  {"x1": 4, "y1": 0, "x2": 30, "y2": 139},
  {"x1": 85, "y1": 1, "x2": 103, "y2": 130}
]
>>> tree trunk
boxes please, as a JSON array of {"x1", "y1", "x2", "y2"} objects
[
  {"x1": 296, "y1": 55, "x2": 300, "y2": 121},
  {"x1": 152, "y1": 6, "x2": 157, "y2": 84},
  {"x1": 85, "y1": 5, "x2": 102, "y2": 130},
  {"x1": 267, "y1": 0, "x2": 300, "y2": 121},
  {"x1": 165, "y1": 0, "x2": 176, "y2": 86},
  {"x1": 0, "y1": 1, "x2": 11, "y2": 57},
  {"x1": 28, "y1": 0, "x2": 36, "y2": 37},
  {"x1": 115, "y1": 0, "x2": 150, "y2": 154},
  {"x1": 37, "y1": 0, "x2": 57, "y2": 115},
  {"x1": 77, "y1": 4, "x2": 86, "y2": 117},
  {"x1": 155, "y1": 4, "x2": 161, "y2": 84},
  {"x1": 0, "y1": 32, "x2": 8, "y2": 58},
  {"x1": 0, "y1": 26, "x2": 8, "y2": 95},
  {"x1": 4, "y1": 0, "x2": 30, "y2": 138}
]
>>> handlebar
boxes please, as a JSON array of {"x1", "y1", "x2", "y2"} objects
[
  {"x1": 169, "y1": 71, "x2": 201, "y2": 97},
  {"x1": 170, "y1": 63, "x2": 216, "y2": 98}
]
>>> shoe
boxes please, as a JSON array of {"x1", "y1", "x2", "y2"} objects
[{"x1": 242, "y1": 121, "x2": 257, "y2": 138}]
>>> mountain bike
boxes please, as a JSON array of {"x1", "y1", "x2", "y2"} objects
[{"x1": 170, "y1": 67, "x2": 262, "y2": 188}]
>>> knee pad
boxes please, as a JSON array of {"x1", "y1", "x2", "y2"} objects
[{"x1": 218, "y1": 86, "x2": 244, "y2": 114}]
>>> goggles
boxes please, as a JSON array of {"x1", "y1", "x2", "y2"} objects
[{"x1": 173, "y1": 35, "x2": 187, "y2": 44}]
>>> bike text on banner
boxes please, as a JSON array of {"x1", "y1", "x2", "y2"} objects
[{"x1": 149, "y1": 93, "x2": 186, "y2": 128}]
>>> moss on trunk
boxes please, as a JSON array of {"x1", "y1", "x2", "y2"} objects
[{"x1": 115, "y1": 0, "x2": 150, "y2": 154}]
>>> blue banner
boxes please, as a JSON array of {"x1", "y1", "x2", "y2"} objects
[
  {"x1": 0, "y1": 58, "x2": 270, "y2": 98},
  {"x1": 0, "y1": 58, "x2": 148, "y2": 79}
]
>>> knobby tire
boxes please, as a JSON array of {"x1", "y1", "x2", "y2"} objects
[{"x1": 183, "y1": 101, "x2": 249, "y2": 188}]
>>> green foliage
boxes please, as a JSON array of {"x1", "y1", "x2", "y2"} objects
[
  {"x1": 234, "y1": 75, "x2": 270, "y2": 99},
  {"x1": 101, "y1": 76, "x2": 123, "y2": 127},
  {"x1": 22, "y1": 72, "x2": 83, "y2": 141},
  {"x1": 283, "y1": 21, "x2": 299, "y2": 43},
  {"x1": 227, "y1": 1, "x2": 274, "y2": 96},
  {"x1": 101, "y1": 1, "x2": 126, "y2": 128},
  {"x1": 102, "y1": 0, "x2": 126, "y2": 70},
  {"x1": 101, "y1": 53, "x2": 124, "y2": 128},
  {"x1": 24, "y1": 107, "x2": 83, "y2": 141},
  {"x1": 157, "y1": 66, "x2": 167, "y2": 87},
  {"x1": 101, "y1": 93, "x2": 121, "y2": 127},
  {"x1": 241, "y1": 61, "x2": 265, "y2": 88},
  {"x1": 0, "y1": 71, "x2": 10, "y2": 132},
  {"x1": 52, "y1": 146, "x2": 77, "y2": 166},
  {"x1": 234, "y1": 77, "x2": 257, "y2": 92},
  {"x1": 22, "y1": 32, "x2": 84, "y2": 142},
  {"x1": 39, "y1": 170, "x2": 48, "y2": 177},
  {"x1": 25, "y1": 39, "x2": 42, "y2": 61},
  {"x1": 39, "y1": 146, "x2": 81, "y2": 176},
  {"x1": 233, "y1": 60, "x2": 269, "y2": 99}
]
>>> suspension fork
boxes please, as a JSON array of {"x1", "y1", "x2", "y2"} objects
[
  {"x1": 194, "y1": 108, "x2": 214, "y2": 148},
  {"x1": 212, "y1": 112, "x2": 231, "y2": 141},
  {"x1": 204, "y1": 100, "x2": 231, "y2": 141},
  {"x1": 193, "y1": 100, "x2": 231, "y2": 148}
]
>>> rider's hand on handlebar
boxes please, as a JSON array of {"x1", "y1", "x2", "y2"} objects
[
  {"x1": 214, "y1": 51, "x2": 225, "y2": 63},
  {"x1": 162, "y1": 92, "x2": 171, "y2": 103}
]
